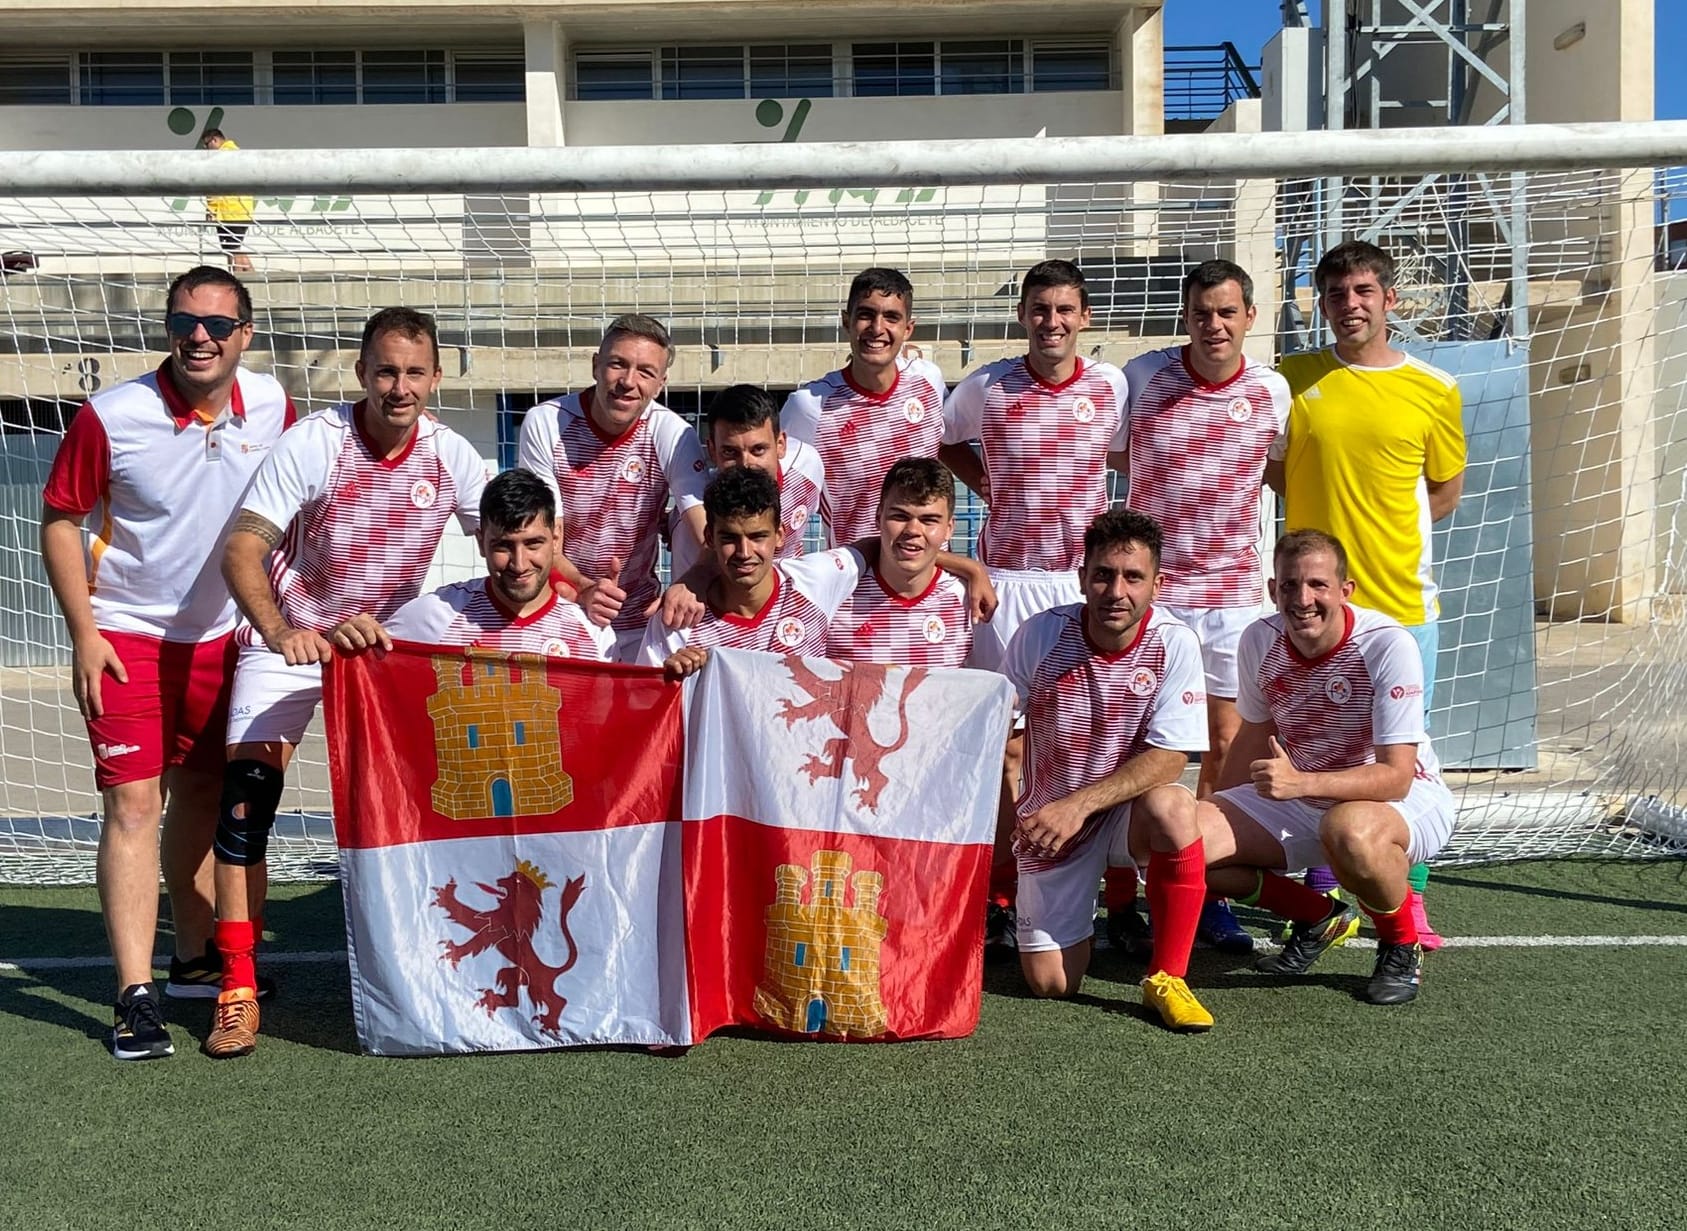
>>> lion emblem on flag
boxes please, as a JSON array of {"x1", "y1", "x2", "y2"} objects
[
  {"x1": 777, "y1": 659, "x2": 929, "y2": 812},
  {"x1": 431, "y1": 860, "x2": 586, "y2": 1038}
]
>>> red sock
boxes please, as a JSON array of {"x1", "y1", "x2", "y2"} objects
[
  {"x1": 1146, "y1": 840, "x2": 1205, "y2": 980},
  {"x1": 1103, "y1": 864, "x2": 1139, "y2": 912},
  {"x1": 216, "y1": 919, "x2": 258, "y2": 993},
  {"x1": 988, "y1": 860, "x2": 1017, "y2": 910},
  {"x1": 1251, "y1": 872, "x2": 1337, "y2": 925},
  {"x1": 1364, "y1": 896, "x2": 1419, "y2": 946}
]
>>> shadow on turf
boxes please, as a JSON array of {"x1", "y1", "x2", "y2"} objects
[{"x1": 1432, "y1": 869, "x2": 1687, "y2": 915}]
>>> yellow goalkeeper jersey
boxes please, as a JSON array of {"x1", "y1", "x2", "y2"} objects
[
  {"x1": 1273, "y1": 347, "x2": 1466, "y2": 625},
  {"x1": 206, "y1": 139, "x2": 255, "y2": 224}
]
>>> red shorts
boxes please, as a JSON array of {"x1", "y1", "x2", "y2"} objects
[{"x1": 84, "y1": 631, "x2": 236, "y2": 789}]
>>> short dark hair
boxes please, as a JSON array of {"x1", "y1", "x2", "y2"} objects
[
  {"x1": 166, "y1": 265, "x2": 252, "y2": 322},
  {"x1": 846, "y1": 267, "x2": 914, "y2": 315},
  {"x1": 1274, "y1": 528, "x2": 1349, "y2": 581},
  {"x1": 360, "y1": 306, "x2": 441, "y2": 369},
  {"x1": 878, "y1": 456, "x2": 955, "y2": 514},
  {"x1": 601, "y1": 313, "x2": 675, "y2": 367},
  {"x1": 704, "y1": 465, "x2": 780, "y2": 528},
  {"x1": 705, "y1": 384, "x2": 780, "y2": 437},
  {"x1": 480, "y1": 469, "x2": 555, "y2": 536},
  {"x1": 1083, "y1": 508, "x2": 1163, "y2": 569},
  {"x1": 1020, "y1": 259, "x2": 1088, "y2": 310},
  {"x1": 202, "y1": 127, "x2": 227, "y2": 143},
  {"x1": 1314, "y1": 240, "x2": 1396, "y2": 294},
  {"x1": 1182, "y1": 259, "x2": 1254, "y2": 310}
]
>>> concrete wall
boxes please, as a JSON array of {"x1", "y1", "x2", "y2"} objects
[
  {"x1": 0, "y1": 105, "x2": 527, "y2": 151},
  {"x1": 1658, "y1": 273, "x2": 1687, "y2": 594}
]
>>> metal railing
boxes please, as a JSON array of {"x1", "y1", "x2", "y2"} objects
[{"x1": 1163, "y1": 43, "x2": 1260, "y2": 122}]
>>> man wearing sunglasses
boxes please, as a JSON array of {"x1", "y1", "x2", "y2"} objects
[
  {"x1": 40, "y1": 266, "x2": 295, "y2": 1061},
  {"x1": 206, "y1": 306, "x2": 487, "y2": 1059}
]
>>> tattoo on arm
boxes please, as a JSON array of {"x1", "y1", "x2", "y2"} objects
[{"x1": 232, "y1": 510, "x2": 284, "y2": 549}]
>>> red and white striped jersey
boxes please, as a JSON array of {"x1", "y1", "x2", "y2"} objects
[
  {"x1": 42, "y1": 363, "x2": 294, "y2": 642},
  {"x1": 781, "y1": 359, "x2": 947, "y2": 547},
  {"x1": 516, "y1": 390, "x2": 708, "y2": 634},
  {"x1": 1123, "y1": 347, "x2": 1290, "y2": 608},
  {"x1": 942, "y1": 357, "x2": 1128, "y2": 572},
  {"x1": 1003, "y1": 604, "x2": 1207, "y2": 869},
  {"x1": 236, "y1": 403, "x2": 486, "y2": 641},
  {"x1": 667, "y1": 437, "x2": 827, "y2": 580},
  {"x1": 1236, "y1": 605, "x2": 1443, "y2": 811},
  {"x1": 384, "y1": 578, "x2": 615, "y2": 661},
  {"x1": 637, "y1": 547, "x2": 862, "y2": 665},
  {"x1": 825, "y1": 565, "x2": 972, "y2": 668}
]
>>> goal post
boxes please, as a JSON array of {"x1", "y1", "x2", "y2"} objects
[{"x1": 1, "y1": 120, "x2": 1685, "y2": 884}]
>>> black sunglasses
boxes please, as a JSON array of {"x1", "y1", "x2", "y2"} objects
[{"x1": 167, "y1": 312, "x2": 249, "y2": 340}]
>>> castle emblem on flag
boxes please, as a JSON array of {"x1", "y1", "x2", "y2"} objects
[
  {"x1": 778, "y1": 659, "x2": 929, "y2": 811},
  {"x1": 753, "y1": 849, "x2": 888, "y2": 1038},
  {"x1": 426, "y1": 652, "x2": 574, "y2": 819},
  {"x1": 433, "y1": 860, "x2": 586, "y2": 1038}
]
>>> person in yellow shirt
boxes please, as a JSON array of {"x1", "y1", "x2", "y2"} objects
[
  {"x1": 1266, "y1": 240, "x2": 1466, "y2": 947},
  {"x1": 200, "y1": 129, "x2": 255, "y2": 274}
]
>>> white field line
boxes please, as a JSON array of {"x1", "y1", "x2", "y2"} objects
[{"x1": 6, "y1": 936, "x2": 1687, "y2": 973}]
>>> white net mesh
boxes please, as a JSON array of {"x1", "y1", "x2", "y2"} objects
[{"x1": 1, "y1": 138, "x2": 1684, "y2": 883}]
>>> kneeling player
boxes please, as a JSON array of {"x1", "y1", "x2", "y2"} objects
[
  {"x1": 333, "y1": 469, "x2": 614, "y2": 660},
  {"x1": 1196, "y1": 530, "x2": 1455, "y2": 1005},
  {"x1": 1003, "y1": 509, "x2": 1213, "y2": 1030}
]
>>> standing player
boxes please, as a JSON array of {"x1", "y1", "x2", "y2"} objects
[
  {"x1": 1269, "y1": 241, "x2": 1466, "y2": 946},
  {"x1": 517, "y1": 314, "x2": 708, "y2": 659},
  {"x1": 1115, "y1": 259, "x2": 1289, "y2": 954},
  {"x1": 669, "y1": 384, "x2": 825, "y2": 580},
  {"x1": 936, "y1": 259, "x2": 1129, "y2": 937},
  {"x1": 1193, "y1": 531, "x2": 1455, "y2": 1005},
  {"x1": 40, "y1": 266, "x2": 293, "y2": 1059},
  {"x1": 332, "y1": 469, "x2": 614, "y2": 662},
  {"x1": 1003, "y1": 510, "x2": 1212, "y2": 1030},
  {"x1": 782, "y1": 268, "x2": 947, "y2": 546},
  {"x1": 826, "y1": 457, "x2": 972, "y2": 670},
  {"x1": 205, "y1": 306, "x2": 487, "y2": 1058}
]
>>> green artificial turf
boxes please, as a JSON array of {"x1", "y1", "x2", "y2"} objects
[{"x1": 1, "y1": 859, "x2": 1683, "y2": 1231}]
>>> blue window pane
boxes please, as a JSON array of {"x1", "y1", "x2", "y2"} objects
[
  {"x1": 78, "y1": 52, "x2": 164, "y2": 106},
  {"x1": 661, "y1": 46, "x2": 745, "y2": 100},
  {"x1": 363, "y1": 50, "x2": 447, "y2": 104},
  {"x1": 467, "y1": 725, "x2": 480, "y2": 750},
  {"x1": 273, "y1": 51, "x2": 356, "y2": 106},
  {"x1": 793, "y1": 941, "x2": 807, "y2": 967},
  {"x1": 749, "y1": 44, "x2": 833, "y2": 97},
  {"x1": 576, "y1": 54, "x2": 654, "y2": 101},
  {"x1": 853, "y1": 42, "x2": 934, "y2": 98},
  {"x1": 514, "y1": 721, "x2": 526, "y2": 746},
  {"x1": 169, "y1": 51, "x2": 255, "y2": 106},
  {"x1": 1033, "y1": 45, "x2": 1111, "y2": 92},
  {"x1": 839, "y1": 946, "x2": 851, "y2": 972},
  {"x1": 940, "y1": 40, "x2": 1023, "y2": 96},
  {"x1": 454, "y1": 56, "x2": 524, "y2": 102}
]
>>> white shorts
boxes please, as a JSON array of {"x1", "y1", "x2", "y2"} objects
[
  {"x1": 1160, "y1": 604, "x2": 1262, "y2": 699},
  {"x1": 225, "y1": 644, "x2": 323, "y2": 747},
  {"x1": 967, "y1": 568, "x2": 1083, "y2": 674},
  {"x1": 1214, "y1": 777, "x2": 1456, "y2": 873},
  {"x1": 1015, "y1": 803, "x2": 1135, "y2": 953}
]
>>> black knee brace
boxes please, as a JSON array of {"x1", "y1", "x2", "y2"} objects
[{"x1": 214, "y1": 759, "x2": 286, "y2": 866}]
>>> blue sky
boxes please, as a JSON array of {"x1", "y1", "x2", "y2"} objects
[{"x1": 1163, "y1": 0, "x2": 1684, "y2": 120}]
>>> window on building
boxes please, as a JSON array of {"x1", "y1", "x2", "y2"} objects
[
  {"x1": 467, "y1": 724, "x2": 480, "y2": 750},
  {"x1": 362, "y1": 50, "x2": 448, "y2": 104},
  {"x1": 273, "y1": 50, "x2": 356, "y2": 104},
  {"x1": 167, "y1": 51, "x2": 255, "y2": 105},
  {"x1": 793, "y1": 941, "x2": 807, "y2": 967},
  {"x1": 453, "y1": 51, "x2": 524, "y2": 102},
  {"x1": 852, "y1": 42, "x2": 935, "y2": 97},
  {"x1": 940, "y1": 40, "x2": 1024, "y2": 95},
  {"x1": 749, "y1": 43, "x2": 833, "y2": 97},
  {"x1": 1032, "y1": 41, "x2": 1113, "y2": 91},
  {"x1": 0, "y1": 55, "x2": 74, "y2": 105},
  {"x1": 77, "y1": 52, "x2": 164, "y2": 106},
  {"x1": 513, "y1": 721, "x2": 526, "y2": 746},
  {"x1": 660, "y1": 45, "x2": 746, "y2": 100},
  {"x1": 575, "y1": 51, "x2": 655, "y2": 100}
]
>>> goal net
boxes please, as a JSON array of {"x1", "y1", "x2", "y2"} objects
[{"x1": 1, "y1": 125, "x2": 1684, "y2": 884}]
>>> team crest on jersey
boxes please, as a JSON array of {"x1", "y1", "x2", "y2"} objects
[
  {"x1": 1325, "y1": 675, "x2": 1354, "y2": 705},
  {"x1": 1071, "y1": 396, "x2": 1097, "y2": 424},
  {"x1": 543, "y1": 639, "x2": 570, "y2": 657},
  {"x1": 1227, "y1": 397, "x2": 1253, "y2": 423},
  {"x1": 902, "y1": 396, "x2": 926, "y2": 425},
  {"x1": 788, "y1": 504, "x2": 808, "y2": 529},
  {"x1": 620, "y1": 456, "x2": 646, "y2": 485},
  {"x1": 409, "y1": 479, "x2": 437, "y2": 509},
  {"x1": 776, "y1": 617, "x2": 807, "y2": 648},
  {"x1": 1128, "y1": 667, "x2": 1158, "y2": 697},
  {"x1": 922, "y1": 614, "x2": 947, "y2": 644}
]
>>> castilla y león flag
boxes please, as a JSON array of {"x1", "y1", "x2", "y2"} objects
[{"x1": 325, "y1": 644, "x2": 1013, "y2": 1056}]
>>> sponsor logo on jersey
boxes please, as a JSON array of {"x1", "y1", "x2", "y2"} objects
[
  {"x1": 1389, "y1": 683, "x2": 1424, "y2": 701},
  {"x1": 410, "y1": 479, "x2": 438, "y2": 509},
  {"x1": 902, "y1": 396, "x2": 926, "y2": 425},
  {"x1": 1182, "y1": 689, "x2": 1207, "y2": 705},
  {"x1": 96, "y1": 742, "x2": 142, "y2": 759},
  {"x1": 620, "y1": 456, "x2": 646, "y2": 485},
  {"x1": 776, "y1": 617, "x2": 807, "y2": 647},
  {"x1": 237, "y1": 441, "x2": 272, "y2": 455},
  {"x1": 1072, "y1": 396, "x2": 1097, "y2": 424},
  {"x1": 922, "y1": 614, "x2": 947, "y2": 644},
  {"x1": 1129, "y1": 667, "x2": 1158, "y2": 697},
  {"x1": 1227, "y1": 397, "x2": 1253, "y2": 423},
  {"x1": 1324, "y1": 675, "x2": 1353, "y2": 705}
]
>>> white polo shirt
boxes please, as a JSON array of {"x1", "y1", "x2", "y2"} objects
[{"x1": 43, "y1": 362, "x2": 295, "y2": 642}]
